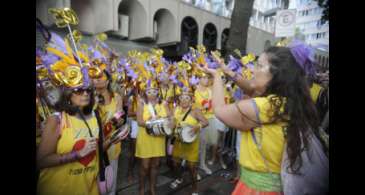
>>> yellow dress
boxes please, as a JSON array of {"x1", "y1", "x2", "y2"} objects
[
  {"x1": 135, "y1": 103, "x2": 168, "y2": 158},
  {"x1": 172, "y1": 107, "x2": 200, "y2": 163},
  {"x1": 194, "y1": 87, "x2": 213, "y2": 119},
  {"x1": 98, "y1": 94, "x2": 122, "y2": 161},
  {"x1": 37, "y1": 112, "x2": 100, "y2": 195},
  {"x1": 310, "y1": 83, "x2": 323, "y2": 103},
  {"x1": 239, "y1": 96, "x2": 286, "y2": 173}
]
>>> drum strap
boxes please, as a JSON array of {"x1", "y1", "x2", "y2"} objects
[{"x1": 182, "y1": 107, "x2": 192, "y2": 122}]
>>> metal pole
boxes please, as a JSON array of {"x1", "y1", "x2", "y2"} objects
[{"x1": 66, "y1": 24, "x2": 83, "y2": 66}]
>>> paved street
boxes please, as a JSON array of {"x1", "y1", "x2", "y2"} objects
[{"x1": 116, "y1": 140, "x2": 237, "y2": 195}]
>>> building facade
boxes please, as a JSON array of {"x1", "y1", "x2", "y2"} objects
[
  {"x1": 295, "y1": 0, "x2": 329, "y2": 49},
  {"x1": 36, "y1": 0, "x2": 279, "y2": 58}
]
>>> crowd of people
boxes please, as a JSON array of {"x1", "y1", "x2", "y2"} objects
[{"x1": 36, "y1": 11, "x2": 329, "y2": 195}]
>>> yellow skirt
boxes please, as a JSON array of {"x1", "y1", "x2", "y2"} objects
[
  {"x1": 172, "y1": 133, "x2": 200, "y2": 163},
  {"x1": 135, "y1": 126, "x2": 166, "y2": 158}
]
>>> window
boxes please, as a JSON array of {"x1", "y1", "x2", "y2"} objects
[{"x1": 317, "y1": 20, "x2": 322, "y2": 28}]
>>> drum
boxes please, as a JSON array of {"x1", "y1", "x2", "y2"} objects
[
  {"x1": 175, "y1": 125, "x2": 197, "y2": 143},
  {"x1": 110, "y1": 123, "x2": 130, "y2": 142},
  {"x1": 146, "y1": 118, "x2": 172, "y2": 136}
]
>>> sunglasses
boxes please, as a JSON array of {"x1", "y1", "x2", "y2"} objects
[
  {"x1": 179, "y1": 95, "x2": 192, "y2": 101},
  {"x1": 146, "y1": 89, "x2": 158, "y2": 96},
  {"x1": 72, "y1": 87, "x2": 93, "y2": 95}
]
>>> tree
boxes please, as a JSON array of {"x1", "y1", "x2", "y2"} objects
[
  {"x1": 314, "y1": 0, "x2": 329, "y2": 23},
  {"x1": 224, "y1": 0, "x2": 255, "y2": 60},
  {"x1": 224, "y1": 0, "x2": 289, "y2": 60}
]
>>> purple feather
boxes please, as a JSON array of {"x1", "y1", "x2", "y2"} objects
[
  {"x1": 119, "y1": 58, "x2": 127, "y2": 66},
  {"x1": 127, "y1": 68, "x2": 138, "y2": 80},
  {"x1": 169, "y1": 74, "x2": 178, "y2": 84},
  {"x1": 227, "y1": 55, "x2": 242, "y2": 72},
  {"x1": 161, "y1": 57, "x2": 169, "y2": 66},
  {"x1": 88, "y1": 46, "x2": 94, "y2": 53},
  {"x1": 81, "y1": 66, "x2": 90, "y2": 88},
  {"x1": 288, "y1": 39, "x2": 317, "y2": 78},
  {"x1": 189, "y1": 75, "x2": 200, "y2": 86},
  {"x1": 98, "y1": 40, "x2": 109, "y2": 50},
  {"x1": 92, "y1": 50, "x2": 103, "y2": 60},
  {"x1": 117, "y1": 67, "x2": 124, "y2": 73},
  {"x1": 182, "y1": 53, "x2": 193, "y2": 64},
  {"x1": 177, "y1": 81, "x2": 184, "y2": 88},
  {"x1": 147, "y1": 79, "x2": 151, "y2": 88},
  {"x1": 42, "y1": 53, "x2": 59, "y2": 68},
  {"x1": 206, "y1": 56, "x2": 219, "y2": 69},
  {"x1": 36, "y1": 47, "x2": 44, "y2": 57},
  {"x1": 49, "y1": 32, "x2": 67, "y2": 54},
  {"x1": 246, "y1": 63, "x2": 255, "y2": 71},
  {"x1": 236, "y1": 67, "x2": 242, "y2": 74},
  {"x1": 233, "y1": 88, "x2": 243, "y2": 101}
]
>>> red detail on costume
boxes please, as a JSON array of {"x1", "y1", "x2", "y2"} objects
[
  {"x1": 73, "y1": 139, "x2": 96, "y2": 167},
  {"x1": 201, "y1": 99, "x2": 212, "y2": 110},
  {"x1": 103, "y1": 122, "x2": 113, "y2": 137}
]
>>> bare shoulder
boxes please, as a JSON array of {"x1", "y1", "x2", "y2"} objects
[{"x1": 114, "y1": 93, "x2": 123, "y2": 102}]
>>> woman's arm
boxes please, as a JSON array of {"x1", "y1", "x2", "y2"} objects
[
  {"x1": 209, "y1": 69, "x2": 261, "y2": 131},
  {"x1": 36, "y1": 115, "x2": 90, "y2": 169},
  {"x1": 136, "y1": 98, "x2": 146, "y2": 127},
  {"x1": 192, "y1": 108, "x2": 209, "y2": 129},
  {"x1": 212, "y1": 53, "x2": 255, "y2": 96}
]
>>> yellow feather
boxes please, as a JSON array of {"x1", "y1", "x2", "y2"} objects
[
  {"x1": 136, "y1": 64, "x2": 149, "y2": 78},
  {"x1": 77, "y1": 51, "x2": 89, "y2": 64},
  {"x1": 64, "y1": 38, "x2": 74, "y2": 60}
]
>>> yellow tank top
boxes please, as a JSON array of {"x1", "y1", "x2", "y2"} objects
[
  {"x1": 239, "y1": 96, "x2": 286, "y2": 173},
  {"x1": 194, "y1": 87, "x2": 213, "y2": 119},
  {"x1": 310, "y1": 83, "x2": 322, "y2": 103},
  {"x1": 37, "y1": 112, "x2": 100, "y2": 195},
  {"x1": 98, "y1": 94, "x2": 122, "y2": 160},
  {"x1": 160, "y1": 86, "x2": 174, "y2": 100},
  {"x1": 174, "y1": 106, "x2": 199, "y2": 128}
]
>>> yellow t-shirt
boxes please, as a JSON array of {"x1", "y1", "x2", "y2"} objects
[
  {"x1": 98, "y1": 94, "x2": 122, "y2": 160},
  {"x1": 135, "y1": 103, "x2": 168, "y2": 158},
  {"x1": 194, "y1": 87, "x2": 213, "y2": 119},
  {"x1": 172, "y1": 106, "x2": 200, "y2": 163},
  {"x1": 37, "y1": 112, "x2": 100, "y2": 195},
  {"x1": 310, "y1": 83, "x2": 323, "y2": 103},
  {"x1": 239, "y1": 96, "x2": 286, "y2": 173}
]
